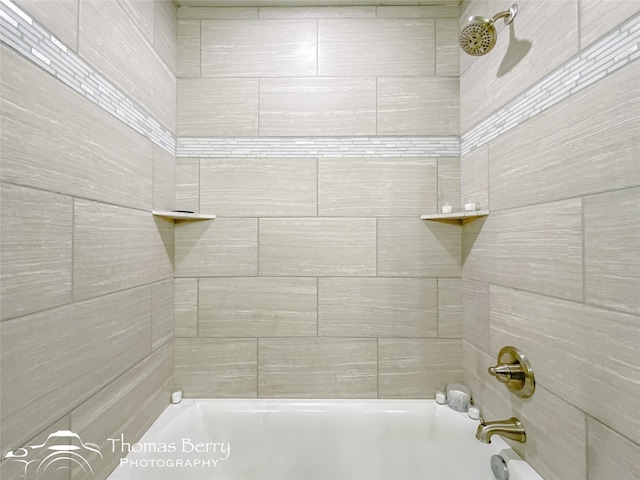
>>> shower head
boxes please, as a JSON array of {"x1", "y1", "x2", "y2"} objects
[{"x1": 459, "y1": 3, "x2": 518, "y2": 56}]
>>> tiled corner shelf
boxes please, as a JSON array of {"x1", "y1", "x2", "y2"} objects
[
  {"x1": 420, "y1": 210, "x2": 489, "y2": 223},
  {"x1": 152, "y1": 210, "x2": 216, "y2": 221}
]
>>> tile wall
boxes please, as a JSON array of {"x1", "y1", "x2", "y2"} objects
[
  {"x1": 459, "y1": 1, "x2": 640, "y2": 479},
  {"x1": 0, "y1": 1, "x2": 176, "y2": 478},
  {"x1": 174, "y1": 5, "x2": 465, "y2": 399}
]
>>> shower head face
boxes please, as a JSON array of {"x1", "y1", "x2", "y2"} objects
[{"x1": 459, "y1": 16, "x2": 497, "y2": 56}]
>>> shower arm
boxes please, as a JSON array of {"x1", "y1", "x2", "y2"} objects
[{"x1": 492, "y1": 3, "x2": 518, "y2": 25}]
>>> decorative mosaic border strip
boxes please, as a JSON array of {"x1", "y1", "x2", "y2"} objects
[
  {"x1": 461, "y1": 13, "x2": 640, "y2": 155},
  {"x1": 0, "y1": 0, "x2": 175, "y2": 154},
  {"x1": 176, "y1": 136, "x2": 461, "y2": 158}
]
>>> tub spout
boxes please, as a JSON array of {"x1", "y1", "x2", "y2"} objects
[{"x1": 475, "y1": 417, "x2": 526, "y2": 444}]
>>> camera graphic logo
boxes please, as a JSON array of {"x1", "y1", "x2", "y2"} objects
[{"x1": 4, "y1": 430, "x2": 102, "y2": 479}]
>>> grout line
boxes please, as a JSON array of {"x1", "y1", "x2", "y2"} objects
[
  {"x1": 581, "y1": 196, "x2": 586, "y2": 304},
  {"x1": 71, "y1": 197, "x2": 75, "y2": 303}
]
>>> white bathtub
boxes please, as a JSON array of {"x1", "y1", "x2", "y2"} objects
[{"x1": 107, "y1": 399, "x2": 542, "y2": 480}]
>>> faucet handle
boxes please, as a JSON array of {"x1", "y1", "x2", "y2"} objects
[
  {"x1": 488, "y1": 363, "x2": 524, "y2": 383},
  {"x1": 488, "y1": 346, "x2": 536, "y2": 398}
]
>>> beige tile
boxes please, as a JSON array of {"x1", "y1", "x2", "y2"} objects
[
  {"x1": 489, "y1": 65, "x2": 640, "y2": 211},
  {"x1": 177, "y1": 78, "x2": 259, "y2": 136},
  {"x1": 73, "y1": 200, "x2": 174, "y2": 301},
  {"x1": 154, "y1": 0, "x2": 177, "y2": 74},
  {"x1": 0, "y1": 286, "x2": 152, "y2": 453},
  {"x1": 199, "y1": 158, "x2": 317, "y2": 217},
  {"x1": 14, "y1": 0, "x2": 78, "y2": 50},
  {"x1": 175, "y1": 218, "x2": 258, "y2": 277},
  {"x1": 259, "y1": 78, "x2": 377, "y2": 136},
  {"x1": 579, "y1": 0, "x2": 640, "y2": 48},
  {"x1": 178, "y1": 6, "x2": 258, "y2": 19},
  {"x1": 490, "y1": 285, "x2": 640, "y2": 444},
  {"x1": 462, "y1": 199, "x2": 583, "y2": 301},
  {"x1": 174, "y1": 278, "x2": 198, "y2": 337},
  {"x1": 379, "y1": 339, "x2": 462, "y2": 398},
  {"x1": 588, "y1": 417, "x2": 640, "y2": 480},
  {"x1": 153, "y1": 145, "x2": 176, "y2": 212},
  {"x1": 318, "y1": 278, "x2": 437, "y2": 338},
  {"x1": 175, "y1": 158, "x2": 199, "y2": 212},
  {"x1": 436, "y1": 18, "x2": 459, "y2": 76},
  {"x1": 377, "y1": 218, "x2": 461, "y2": 277},
  {"x1": 70, "y1": 342, "x2": 172, "y2": 480},
  {"x1": 318, "y1": 18, "x2": 435, "y2": 76},
  {"x1": 258, "y1": 338, "x2": 377, "y2": 398},
  {"x1": 318, "y1": 158, "x2": 436, "y2": 217},
  {"x1": 199, "y1": 278, "x2": 317, "y2": 337},
  {"x1": 0, "y1": 416, "x2": 71, "y2": 480},
  {"x1": 152, "y1": 279, "x2": 174, "y2": 350},
  {"x1": 438, "y1": 278, "x2": 462, "y2": 338},
  {"x1": 584, "y1": 188, "x2": 640, "y2": 315},
  {"x1": 118, "y1": 0, "x2": 155, "y2": 44},
  {"x1": 0, "y1": 46, "x2": 153, "y2": 211},
  {"x1": 79, "y1": 0, "x2": 176, "y2": 132},
  {"x1": 438, "y1": 157, "x2": 461, "y2": 212},
  {"x1": 463, "y1": 341, "x2": 587, "y2": 480},
  {"x1": 1, "y1": 183, "x2": 72, "y2": 320},
  {"x1": 377, "y1": 78, "x2": 459, "y2": 135},
  {"x1": 177, "y1": 19, "x2": 200, "y2": 78},
  {"x1": 461, "y1": 279, "x2": 490, "y2": 353},
  {"x1": 460, "y1": 144, "x2": 489, "y2": 211},
  {"x1": 461, "y1": 0, "x2": 579, "y2": 134},
  {"x1": 260, "y1": 6, "x2": 376, "y2": 18},
  {"x1": 175, "y1": 338, "x2": 257, "y2": 397},
  {"x1": 376, "y1": 6, "x2": 459, "y2": 18},
  {"x1": 259, "y1": 218, "x2": 376, "y2": 276},
  {"x1": 201, "y1": 19, "x2": 317, "y2": 77}
]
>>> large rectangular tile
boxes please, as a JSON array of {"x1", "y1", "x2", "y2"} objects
[
  {"x1": 178, "y1": 6, "x2": 258, "y2": 19},
  {"x1": 438, "y1": 157, "x2": 461, "y2": 213},
  {"x1": 70, "y1": 342, "x2": 173, "y2": 480},
  {"x1": 260, "y1": 6, "x2": 376, "y2": 18},
  {"x1": 175, "y1": 218, "x2": 258, "y2": 277},
  {"x1": 153, "y1": 0, "x2": 177, "y2": 74},
  {"x1": 177, "y1": 78, "x2": 259, "y2": 136},
  {"x1": 118, "y1": 0, "x2": 154, "y2": 44},
  {"x1": 201, "y1": 19, "x2": 317, "y2": 77},
  {"x1": 1, "y1": 183, "x2": 72, "y2": 320},
  {"x1": 259, "y1": 218, "x2": 376, "y2": 276},
  {"x1": 0, "y1": 46, "x2": 153, "y2": 210},
  {"x1": 460, "y1": 144, "x2": 489, "y2": 211},
  {"x1": 0, "y1": 286, "x2": 152, "y2": 453},
  {"x1": 377, "y1": 218, "x2": 461, "y2": 277},
  {"x1": 152, "y1": 279, "x2": 174, "y2": 350},
  {"x1": 79, "y1": 0, "x2": 176, "y2": 131},
  {"x1": 175, "y1": 338, "x2": 257, "y2": 397},
  {"x1": 199, "y1": 278, "x2": 317, "y2": 337},
  {"x1": 199, "y1": 158, "x2": 317, "y2": 217},
  {"x1": 461, "y1": 0, "x2": 579, "y2": 133},
  {"x1": 463, "y1": 341, "x2": 587, "y2": 480},
  {"x1": 438, "y1": 278, "x2": 462, "y2": 338},
  {"x1": 461, "y1": 278, "x2": 490, "y2": 352},
  {"x1": 462, "y1": 199, "x2": 583, "y2": 301},
  {"x1": 73, "y1": 200, "x2": 174, "y2": 301},
  {"x1": 579, "y1": 0, "x2": 640, "y2": 48},
  {"x1": 490, "y1": 285, "x2": 640, "y2": 444},
  {"x1": 318, "y1": 18, "x2": 435, "y2": 76},
  {"x1": 258, "y1": 338, "x2": 377, "y2": 398},
  {"x1": 177, "y1": 19, "x2": 200, "y2": 77},
  {"x1": 584, "y1": 187, "x2": 640, "y2": 315},
  {"x1": 318, "y1": 158, "x2": 436, "y2": 217},
  {"x1": 318, "y1": 278, "x2": 438, "y2": 338},
  {"x1": 174, "y1": 278, "x2": 198, "y2": 337},
  {"x1": 259, "y1": 78, "x2": 376, "y2": 136},
  {"x1": 175, "y1": 158, "x2": 199, "y2": 212},
  {"x1": 436, "y1": 18, "x2": 459, "y2": 76},
  {"x1": 587, "y1": 417, "x2": 640, "y2": 480},
  {"x1": 376, "y1": 6, "x2": 459, "y2": 18},
  {"x1": 378, "y1": 78, "x2": 459, "y2": 135},
  {"x1": 488, "y1": 64, "x2": 640, "y2": 210},
  {"x1": 152, "y1": 145, "x2": 176, "y2": 212},
  {"x1": 15, "y1": 0, "x2": 78, "y2": 50},
  {"x1": 379, "y1": 339, "x2": 462, "y2": 398}
]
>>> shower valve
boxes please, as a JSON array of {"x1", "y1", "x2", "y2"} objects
[{"x1": 488, "y1": 346, "x2": 535, "y2": 398}]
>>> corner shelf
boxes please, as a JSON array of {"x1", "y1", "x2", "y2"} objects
[
  {"x1": 420, "y1": 210, "x2": 489, "y2": 223},
  {"x1": 152, "y1": 210, "x2": 216, "y2": 221}
]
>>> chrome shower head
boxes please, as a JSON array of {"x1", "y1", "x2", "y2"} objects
[{"x1": 459, "y1": 3, "x2": 518, "y2": 56}]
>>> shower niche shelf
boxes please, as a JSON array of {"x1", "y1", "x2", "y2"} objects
[
  {"x1": 152, "y1": 210, "x2": 216, "y2": 221},
  {"x1": 420, "y1": 210, "x2": 489, "y2": 223}
]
